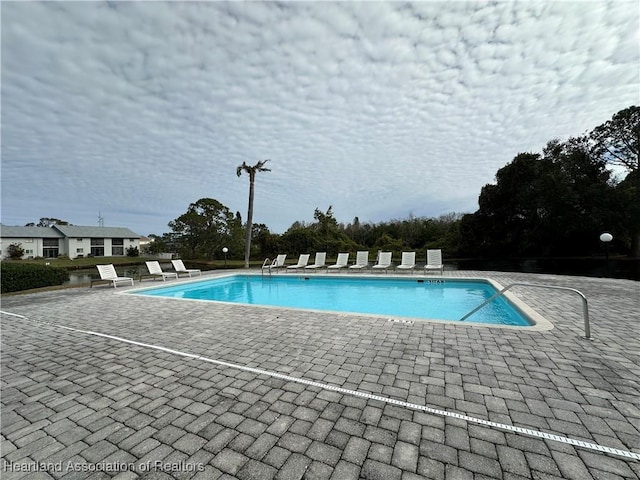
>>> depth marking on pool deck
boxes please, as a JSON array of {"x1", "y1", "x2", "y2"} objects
[{"x1": 2, "y1": 310, "x2": 638, "y2": 461}]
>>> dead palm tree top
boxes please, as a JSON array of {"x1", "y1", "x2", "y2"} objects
[
  {"x1": 236, "y1": 159, "x2": 271, "y2": 179},
  {"x1": 237, "y1": 159, "x2": 271, "y2": 269}
]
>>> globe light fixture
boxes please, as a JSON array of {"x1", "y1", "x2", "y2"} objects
[
  {"x1": 222, "y1": 247, "x2": 229, "y2": 268},
  {"x1": 599, "y1": 233, "x2": 613, "y2": 243}
]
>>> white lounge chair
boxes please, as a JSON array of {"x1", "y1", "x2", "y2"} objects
[
  {"x1": 287, "y1": 254, "x2": 310, "y2": 272},
  {"x1": 349, "y1": 251, "x2": 369, "y2": 272},
  {"x1": 396, "y1": 252, "x2": 416, "y2": 273},
  {"x1": 92, "y1": 264, "x2": 134, "y2": 288},
  {"x1": 372, "y1": 252, "x2": 393, "y2": 273},
  {"x1": 171, "y1": 259, "x2": 202, "y2": 277},
  {"x1": 424, "y1": 249, "x2": 444, "y2": 275},
  {"x1": 262, "y1": 254, "x2": 287, "y2": 274},
  {"x1": 144, "y1": 261, "x2": 178, "y2": 281},
  {"x1": 305, "y1": 252, "x2": 327, "y2": 271},
  {"x1": 328, "y1": 253, "x2": 349, "y2": 271}
]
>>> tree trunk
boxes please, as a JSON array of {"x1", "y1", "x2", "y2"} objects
[
  {"x1": 244, "y1": 174, "x2": 255, "y2": 268},
  {"x1": 633, "y1": 167, "x2": 640, "y2": 258},
  {"x1": 631, "y1": 230, "x2": 640, "y2": 258}
]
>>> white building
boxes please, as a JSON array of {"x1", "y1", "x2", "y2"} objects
[{"x1": 0, "y1": 225, "x2": 141, "y2": 260}]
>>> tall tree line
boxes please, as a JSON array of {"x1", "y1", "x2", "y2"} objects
[
  {"x1": 161, "y1": 106, "x2": 637, "y2": 260},
  {"x1": 459, "y1": 106, "x2": 638, "y2": 258}
]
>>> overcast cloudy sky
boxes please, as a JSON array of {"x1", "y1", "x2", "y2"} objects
[{"x1": 2, "y1": 1, "x2": 638, "y2": 236}]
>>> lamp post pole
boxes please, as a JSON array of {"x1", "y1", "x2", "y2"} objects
[
  {"x1": 222, "y1": 247, "x2": 228, "y2": 268},
  {"x1": 599, "y1": 233, "x2": 613, "y2": 277}
]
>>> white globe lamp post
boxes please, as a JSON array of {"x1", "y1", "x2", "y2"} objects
[{"x1": 599, "y1": 233, "x2": 613, "y2": 277}]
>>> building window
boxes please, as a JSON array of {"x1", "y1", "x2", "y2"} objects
[
  {"x1": 129, "y1": 238, "x2": 136, "y2": 242},
  {"x1": 76, "y1": 248, "x2": 84, "y2": 253},
  {"x1": 112, "y1": 238, "x2": 124, "y2": 256},
  {"x1": 90, "y1": 238, "x2": 104, "y2": 257},
  {"x1": 25, "y1": 238, "x2": 34, "y2": 243},
  {"x1": 76, "y1": 238, "x2": 83, "y2": 242},
  {"x1": 43, "y1": 238, "x2": 59, "y2": 258}
]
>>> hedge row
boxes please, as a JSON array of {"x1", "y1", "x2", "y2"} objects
[{"x1": 1, "y1": 262, "x2": 70, "y2": 293}]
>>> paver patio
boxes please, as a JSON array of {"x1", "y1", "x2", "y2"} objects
[{"x1": 1, "y1": 270, "x2": 639, "y2": 479}]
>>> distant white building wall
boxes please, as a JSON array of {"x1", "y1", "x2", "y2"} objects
[
  {"x1": 0, "y1": 225, "x2": 141, "y2": 260},
  {"x1": 0, "y1": 236, "x2": 40, "y2": 259},
  {"x1": 68, "y1": 237, "x2": 91, "y2": 258},
  {"x1": 0, "y1": 226, "x2": 66, "y2": 259}
]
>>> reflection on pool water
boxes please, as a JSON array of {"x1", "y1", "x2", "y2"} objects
[{"x1": 131, "y1": 275, "x2": 533, "y2": 326}]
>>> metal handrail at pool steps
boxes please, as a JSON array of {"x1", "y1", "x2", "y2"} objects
[{"x1": 459, "y1": 282, "x2": 590, "y2": 338}]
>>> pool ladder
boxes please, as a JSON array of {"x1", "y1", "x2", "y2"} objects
[
  {"x1": 459, "y1": 282, "x2": 591, "y2": 339},
  {"x1": 261, "y1": 258, "x2": 274, "y2": 277}
]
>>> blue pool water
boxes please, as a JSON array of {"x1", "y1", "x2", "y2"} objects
[{"x1": 133, "y1": 275, "x2": 532, "y2": 326}]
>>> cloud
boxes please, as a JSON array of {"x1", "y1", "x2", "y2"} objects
[{"x1": 1, "y1": 1, "x2": 638, "y2": 235}]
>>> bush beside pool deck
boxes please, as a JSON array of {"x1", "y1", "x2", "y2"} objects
[{"x1": 1, "y1": 270, "x2": 639, "y2": 478}]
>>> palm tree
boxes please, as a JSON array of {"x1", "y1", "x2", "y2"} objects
[{"x1": 236, "y1": 159, "x2": 271, "y2": 268}]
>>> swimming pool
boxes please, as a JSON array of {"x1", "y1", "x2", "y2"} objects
[{"x1": 132, "y1": 275, "x2": 536, "y2": 326}]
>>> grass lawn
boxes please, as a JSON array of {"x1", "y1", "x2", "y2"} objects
[
  {"x1": 11, "y1": 256, "x2": 263, "y2": 270},
  {"x1": 16, "y1": 256, "x2": 153, "y2": 269}
]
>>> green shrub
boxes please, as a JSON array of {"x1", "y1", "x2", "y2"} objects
[
  {"x1": 7, "y1": 243, "x2": 24, "y2": 259},
  {"x1": 0, "y1": 262, "x2": 70, "y2": 293},
  {"x1": 126, "y1": 246, "x2": 139, "y2": 257}
]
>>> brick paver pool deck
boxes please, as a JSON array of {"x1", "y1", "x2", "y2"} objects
[{"x1": 1, "y1": 270, "x2": 638, "y2": 479}]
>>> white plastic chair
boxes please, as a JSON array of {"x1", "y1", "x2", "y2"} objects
[
  {"x1": 93, "y1": 264, "x2": 134, "y2": 288},
  {"x1": 396, "y1": 252, "x2": 416, "y2": 273},
  {"x1": 287, "y1": 254, "x2": 310, "y2": 272},
  {"x1": 305, "y1": 252, "x2": 327, "y2": 271},
  {"x1": 144, "y1": 261, "x2": 178, "y2": 281},
  {"x1": 424, "y1": 249, "x2": 444, "y2": 275},
  {"x1": 327, "y1": 253, "x2": 350, "y2": 271},
  {"x1": 349, "y1": 251, "x2": 369, "y2": 272},
  {"x1": 171, "y1": 259, "x2": 202, "y2": 277},
  {"x1": 372, "y1": 252, "x2": 393, "y2": 273}
]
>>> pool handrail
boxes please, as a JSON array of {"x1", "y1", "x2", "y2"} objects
[{"x1": 459, "y1": 282, "x2": 590, "y2": 338}]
